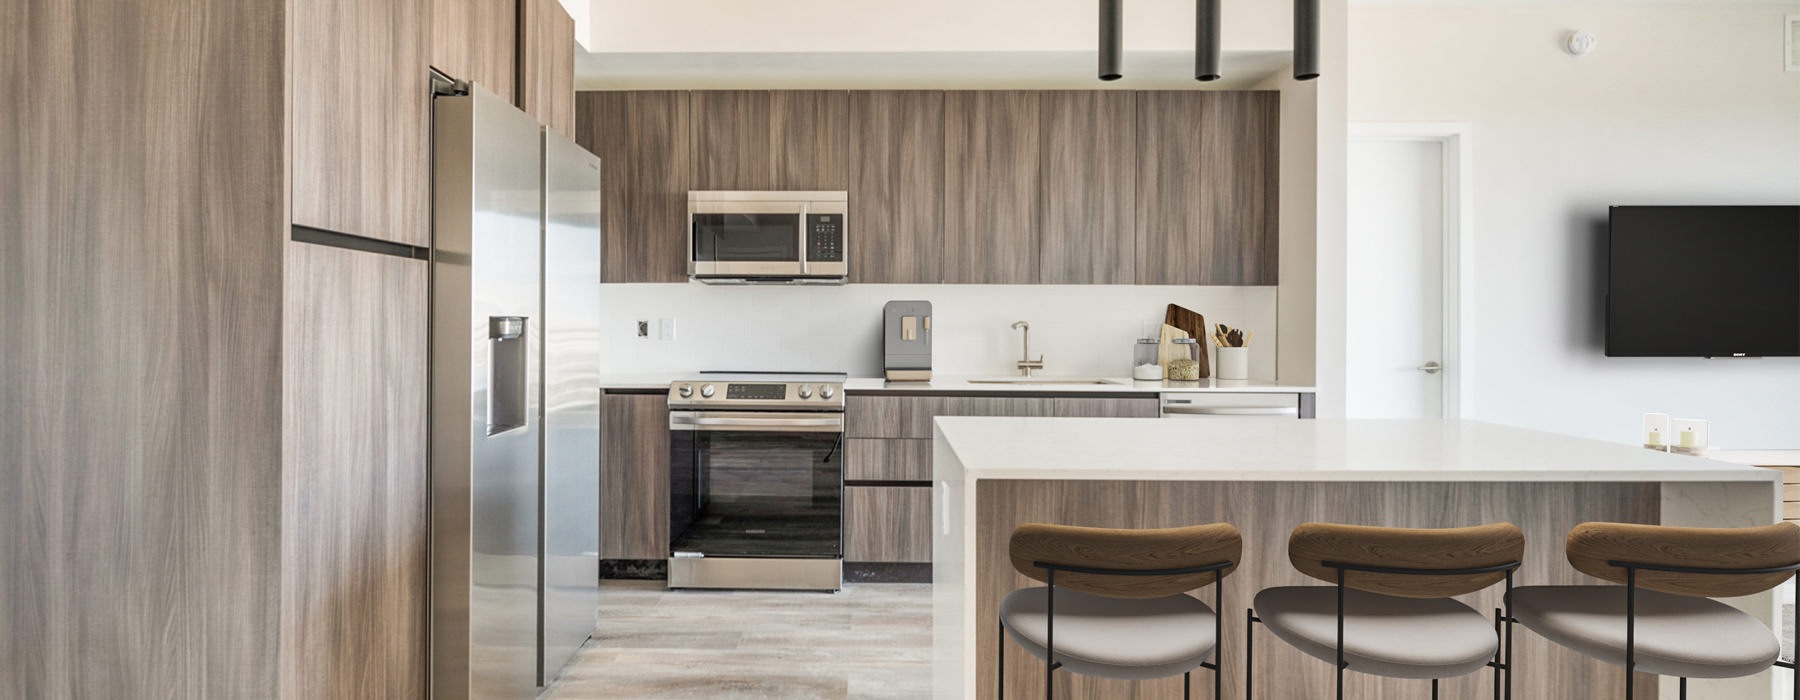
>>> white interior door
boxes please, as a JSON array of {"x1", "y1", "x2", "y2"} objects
[{"x1": 1346, "y1": 138, "x2": 1446, "y2": 419}]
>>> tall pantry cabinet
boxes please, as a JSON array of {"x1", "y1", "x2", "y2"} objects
[{"x1": 0, "y1": 0, "x2": 574, "y2": 698}]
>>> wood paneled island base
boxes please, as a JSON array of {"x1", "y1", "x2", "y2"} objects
[
  {"x1": 932, "y1": 419, "x2": 1782, "y2": 700},
  {"x1": 977, "y1": 480, "x2": 1656, "y2": 699}
]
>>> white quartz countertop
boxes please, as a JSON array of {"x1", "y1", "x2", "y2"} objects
[
  {"x1": 933, "y1": 417, "x2": 1780, "y2": 483},
  {"x1": 599, "y1": 373, "x2": 1314, "y2": 394},
  {"x1": 842, "y1": 376, "x2": 1311, "y2": 393}
]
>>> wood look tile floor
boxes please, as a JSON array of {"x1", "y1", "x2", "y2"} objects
[{"x1": 542, "y1": 581, "x2": 932, "y2": 699}]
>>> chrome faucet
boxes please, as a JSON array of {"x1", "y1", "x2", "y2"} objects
[{"x1": 1010, "y1": 321, "x2": 1044, "y2": 377}]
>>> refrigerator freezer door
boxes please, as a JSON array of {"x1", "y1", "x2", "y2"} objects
[
  {"x1": 431, "y1": 86, "x2": 545, "y2": 700},
  {"x1": 538, "y1": 129, "x2": 602, "y2": 684}
]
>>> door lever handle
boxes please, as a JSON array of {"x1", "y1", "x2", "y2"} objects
[{"x1": 1417, "y1": 361, "x2": 1443, "y2": 374}]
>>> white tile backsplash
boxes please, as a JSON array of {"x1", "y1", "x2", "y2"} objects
[{"x1": 598, "y1": 283, "x2": 1280, "y2": 379}]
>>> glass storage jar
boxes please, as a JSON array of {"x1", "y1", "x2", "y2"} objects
[
  {"x1": 1133, "y1": 338, "x2": 1163, "y2": 380},
  {"x1": 1167, "y1": 338, "x2": 1202, "y2": 381}
]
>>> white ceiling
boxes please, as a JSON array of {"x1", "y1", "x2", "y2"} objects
[{"x1": 575, "y1": 51, "x2": 1294, "y2": 91}]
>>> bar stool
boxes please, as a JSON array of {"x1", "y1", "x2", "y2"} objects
[
  {"x1": 996, "y1": 522, "x2": 1241, "y2": 699},
  {"x1": 1510, "y1": 521, "x2": 1800, "y2": 700},
  {"x1": 1247, "y1": 522, "x2": 1523, "y2": 700}
]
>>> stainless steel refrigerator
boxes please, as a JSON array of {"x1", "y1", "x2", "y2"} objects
[{"x1": 430, "y1": 84, "x2": 602, "y2": 699}]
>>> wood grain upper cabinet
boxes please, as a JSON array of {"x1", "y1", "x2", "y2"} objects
[
  {"x1": 691, "y1": 91, "x2": 775, "y2": 191},
  {"x1": 1136, "y1": 91, "x2": 1279, "y2": 285},
  {"x1": 600, "y1": 392, "x2": 671, "y2": 560},
  {"x1": 290, "y1": 0, "x2": 430, "y2": 246},
  {"x1": 944, "y1": 91, "x2": 1041, "y2": 284},
  {"x1": 772, "y1": 91, "x2": 851, "y2": 191},
  {"x1": 1040, "y1": 91, "x2": 1136, "y2": 285},
  {"x1": 431, "y1": 0, "x2": 516, "y2": 98},
  {"x1": 575, "y1": 91, "x2": 690, "y2": 283},
  {"x1": 518, "y1": 0, "x2": 576, "y2": 139},
  {"x1": 848, "y1": 91, "x2": 944, "y2": 284}
]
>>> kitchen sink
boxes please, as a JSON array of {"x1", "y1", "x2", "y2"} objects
[{"x1": 965, "y1": 377, "x2": 1120, "y2": 386}]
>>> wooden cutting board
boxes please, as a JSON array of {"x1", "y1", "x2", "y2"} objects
[{"x1": 1164, "y1": 304, "x2": 1211, "y2": 378}]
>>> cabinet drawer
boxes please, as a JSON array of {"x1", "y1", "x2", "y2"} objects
[
  {"x1": 847, "y1": 439, "x2": 933, "y2": 482},
  {"x1": 846, "y1": 396, "x2": 1053, "y2": 438},
  {"x1": 846, "y1": 395, "x2": 1159, "y2": 438},
  {"x1": 1052, "y1": 397, "x2": 1159, "y2": 417},
  {"x1": 845, "y1": 486, "x2": 932, "y2": 563}
]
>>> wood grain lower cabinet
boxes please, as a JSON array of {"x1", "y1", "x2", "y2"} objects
[
  {"x1": 518, "y1": 0, "x2": 575, "y2": 140},
  {"x1": 290, "y1": 0, "x2": 429, "y2": 246},
  {"x1": 943, "y1": 91, "x2": 1041, "y2": 284},
  {"x1": 846, "y1": 395, "x2": 1158, "y2": 438},
  {"x1": 280, "y1": 243, "x2": 428, "y2": 700},
  {"x1": 846, "y1": 439, "x2": 934, "y2": 481},
  {"x1": 845, "y1": 486, "x2": 932, "y2": 563},
  {"x1": 1051, "y1": 397, "x2": 1160, "y2": 417},
  {"x1": 601, "y1": 392, "x2": 670, "y2": 559},
  {"x1": 575, "y1": 91, "x2": 691, "y2": 283},
  {"x1": 1136, "y1": 91, "x2": 1279, "y2": 285}
]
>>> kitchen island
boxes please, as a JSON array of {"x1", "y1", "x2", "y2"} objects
[{"x1": 932, "y1": 418, "x2": 1782, "y2": 700}]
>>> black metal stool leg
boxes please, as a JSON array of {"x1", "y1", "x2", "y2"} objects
[
  {"x1": 1679, "y1": 677, "x2": 1686, "y2": 700},
  {"x1": 1184, "y1": 670, "x2": 1190, "y2": 700},
  {"x1": 1246, "y1": 609, "x2": 1257, "y2": 700},
  {"x1": 997, "y1": 618, "x2": 1004, "y2": 699},
  {"x1": 1431, "y1": 678, "x2": 1438, "y2": 700}
]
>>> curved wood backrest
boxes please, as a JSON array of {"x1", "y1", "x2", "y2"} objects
[
  {"x1": 1008, "y1": 523, "x2": 1242, "y2": 599},
  {"x1": 1288, "y1": 522, "x2": 1524, "y2": 598},
  {"x1": 1566, "y1": 521, "x2": 1800, "y2": 597}
]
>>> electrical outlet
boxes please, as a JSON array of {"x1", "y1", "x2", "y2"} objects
[
  {"x1": 636, "y1": 320, "x2": 650, "y2": 339},
  {"x1": 658, "y1": 317, "x2": 676, "y2": 341}
]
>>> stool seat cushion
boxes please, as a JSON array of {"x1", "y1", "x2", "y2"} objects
[
  {"x1": 999, "y1": 586, "x2": 1218, "y2": 681},
  {"x1": 1511, "y1": 585, "x2": 1779, "y2": 679},
  {"x1": 1253, "y1": 586, "x2": 1498, "y2": 680}
]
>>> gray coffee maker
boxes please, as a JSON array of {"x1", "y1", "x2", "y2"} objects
[{"x1": 883, "y1": 300, "x2": 932, "y2": 381}]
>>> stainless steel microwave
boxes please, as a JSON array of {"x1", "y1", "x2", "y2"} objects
[{"x1": 687, "y1": 191, "x2": 848, "y2": 284}]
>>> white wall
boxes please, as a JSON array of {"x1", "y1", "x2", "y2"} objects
[
  {"x1": 599, "y1": 284, "x2": 1279, "y2": 379},
  {"x1": 1256, "y1": 71, "x2": 1321, "y2": 388},
  {"x1": 1349, "y1": 3, "x2": 1800, "y2": 447}
]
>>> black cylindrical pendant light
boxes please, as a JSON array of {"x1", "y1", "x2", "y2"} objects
[
  {"x1": 1099, "y1": 0, "x2": 1123, "y2": 81},
  {"x1": 1194, "y1": 0, "x2": 1221, "y2": 81},
  {"x1": 1293, "y1": 0, "x2": 1320, "y2": 80}
]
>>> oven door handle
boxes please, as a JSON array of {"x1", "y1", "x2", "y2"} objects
[{"x1": 669, "y1": 411, "x2": 846, "y2": 433}]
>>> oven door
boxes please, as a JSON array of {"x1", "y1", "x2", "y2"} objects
[
  {"x1": 668, "y1": 411, "x2": 844, "y2": 560},
  {"x1": 689, "y1": 202, "x2": 806, "y2": 278}
]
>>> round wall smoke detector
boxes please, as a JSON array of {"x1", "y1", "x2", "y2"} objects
[{"x1": 1565, "y1": 30, "x2": 1598, "y2": 56}]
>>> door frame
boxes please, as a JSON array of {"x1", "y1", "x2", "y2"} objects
[{"x1": 1347, "y1": 123, "x2": 1474, "y2": 420}]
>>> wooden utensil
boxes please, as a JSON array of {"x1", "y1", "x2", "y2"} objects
[{"x1": 1164, "y1": 304, "x2": 1211, "y2": 378}]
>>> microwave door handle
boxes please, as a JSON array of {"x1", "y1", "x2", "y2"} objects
[{"x1": 797, "y1": 203, "x2": 809, "y2": 276}]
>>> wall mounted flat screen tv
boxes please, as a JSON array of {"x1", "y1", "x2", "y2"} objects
[{"x1": 1607, "y1": 205, "x2": 1799, "y2": 357}]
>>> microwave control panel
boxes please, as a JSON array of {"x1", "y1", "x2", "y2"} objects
[{"x1": 806, "y1": 213, "x2": 843, "y2": 263}]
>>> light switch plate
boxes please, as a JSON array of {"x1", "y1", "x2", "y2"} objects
[{"x1": 658, "y1": 317, "x2": 676, "y2": 341}]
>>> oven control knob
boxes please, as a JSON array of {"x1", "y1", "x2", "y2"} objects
[
  {"x1": 677, "y1": 384, "x2": 693, "y2": 398},
  {"x1": 797, "y1": 385, "x2": 813, "y2": 399},
  {"x1": 700, "y1": 384, "x2": 715, "y2": 398},
  {"x1": 820, "y1": 386, "x2": 836, "y2": 399}
]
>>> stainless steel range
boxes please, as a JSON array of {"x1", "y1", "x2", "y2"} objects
[{"x1": 666, "y1": 372, "x2": 846, "y2": 591}]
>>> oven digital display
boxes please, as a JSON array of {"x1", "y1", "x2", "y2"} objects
[{"x1": 725, "y1": 383, "x2": 786, "y2": 400}]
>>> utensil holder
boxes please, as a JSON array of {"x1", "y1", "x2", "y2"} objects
[{"x1": 1216, "y1": 346, "x2": 1249, "y2": 380}]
